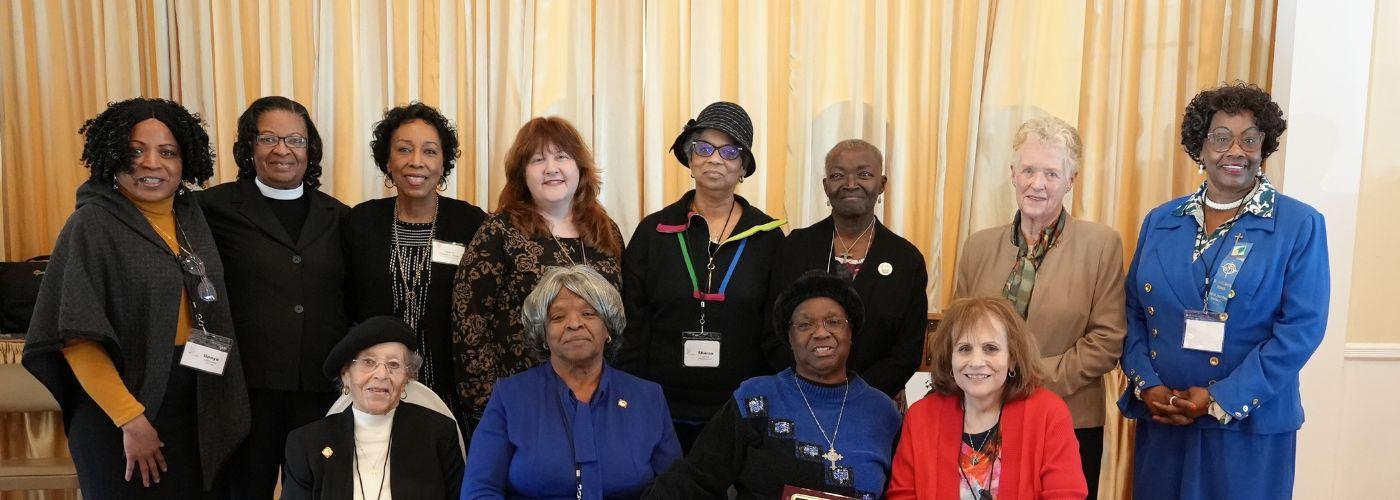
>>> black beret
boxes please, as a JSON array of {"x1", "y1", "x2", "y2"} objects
[
  {"x1": 322, "y1": 316, "x2": 419, "y2": 380},
  {"x1": 771, "y1": 270, "x2": 865, "y2": 339}
]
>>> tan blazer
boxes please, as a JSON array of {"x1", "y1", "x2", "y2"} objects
[{"x1": 954, "y1": 216, "x2": 1126, "y2": 428}]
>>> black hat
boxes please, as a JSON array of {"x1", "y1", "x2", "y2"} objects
[
  {"x1": 322, "y1": 316, "x2": 419, "y2": 380},
  {"x1": 669, "y1": 101, "x2": 757, "y2": 177},
  {"x1": 771, "y1": 270, "x2": 865, "y2": 339}
]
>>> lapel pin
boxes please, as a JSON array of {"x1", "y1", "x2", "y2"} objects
[
  {"x1": 322, "y1": 446, "x2": 333, "y2": 459},
  {"x1": 618, "y1": 398, "x2": 628, "y2": 408},
  {"x1": 878, "y1": 262, "x2": 893, "y2": 276}
]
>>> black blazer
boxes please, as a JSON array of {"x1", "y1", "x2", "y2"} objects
[
  {"x1": 342, "y1": 196, "x2": 486, "y2": 412},
  {"x1": 764, "y1": 217, "x2": 929, "y2": 396},
  {"x1": 281, "y1": 402, "x2": 464, "y2": 499},
  {"x1": 198, "y1": 178, "x2": 351, "y2": 393}
]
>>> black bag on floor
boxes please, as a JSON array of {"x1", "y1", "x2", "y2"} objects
[{"x1": 0, "y1": 255, "x2": 49, "y2": 335}]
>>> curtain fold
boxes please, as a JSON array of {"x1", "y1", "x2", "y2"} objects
[{"x1": 1, "y1": 2, "x2": 1276, "y2": 498}]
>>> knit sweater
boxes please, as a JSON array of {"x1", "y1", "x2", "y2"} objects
[{"x1": 647, "y1": 368, "x2": 901, "y2": 499}]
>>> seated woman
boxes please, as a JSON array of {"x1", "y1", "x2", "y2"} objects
[
  {"x1": 282, "y1": 316, "x2": 464, "y2": 499},
  {"x1": 647, "y1": 271, "x2": 902, "y2": 499},
  {"x1": 887, "y1": 297, "x2": 1086, "y2": 499},
  {"x1": 463, "y1": 265, "x2": 680, "y2": 498}
]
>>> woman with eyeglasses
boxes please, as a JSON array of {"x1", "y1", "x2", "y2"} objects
[
  {"x1": 197, "y1": 96, "x2": 352, "y2": 498},
  {"x1": 766, "y1": 139, "x2": 929, "y2": 401},
  {"x1": 1119, "y1": 82, "x2": 1329, "y2": 500},
  {"x1": 647, "y1": 271, "x2": 902, "y2": 498},
  {"x1": 344, "y1": 102, "x2": 487, "y2": 434},
  {"x1": 23, "y1": 98, "x2": 249, "y2": 498},
  {"x1": 282, "y1": 316, "x2": 464, "y2": 499},
  {"x1": 615, "y1": 101, "x2": 786, "y2": 452}
]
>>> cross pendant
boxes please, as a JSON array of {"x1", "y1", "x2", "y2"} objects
[{"x1": 823, "y1": 447, "x2": 843, "y2": 470}]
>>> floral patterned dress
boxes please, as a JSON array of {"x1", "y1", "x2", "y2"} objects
[{"x1": 450, "y1": 213, "x2": 623, "y2": 435}]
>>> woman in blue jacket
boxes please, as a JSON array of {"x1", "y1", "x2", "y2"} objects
[{"x1": 1119, "y1": 82, "x2": 1330, "y2": 500}]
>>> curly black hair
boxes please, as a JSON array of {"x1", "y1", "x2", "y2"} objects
[
  {"x1": 232, "y1": 96, "x2": 325, "y2": 188},
  {"x1": 369, "y1": 101, "x2": 459, "y2": 183},
  {"x1": 78, "y1": 97, "x2": 216, "y2": 186},
  {"x1": 1180, "y1": 81, "x2": 1287, "y2": 163}
]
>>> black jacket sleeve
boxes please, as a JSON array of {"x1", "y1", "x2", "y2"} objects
[{"x1": 616, "y1": 222, "x2": 653, "y2": 374}]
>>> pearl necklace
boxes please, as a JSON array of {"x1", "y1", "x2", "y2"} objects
[{"x1": 1203, "y1": 194, "x2": 1245, "y2": 211}]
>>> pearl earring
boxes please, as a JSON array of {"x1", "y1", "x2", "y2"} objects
[{"x1": 1198, "y1": 163, "x2": 1205, "y2": 174}]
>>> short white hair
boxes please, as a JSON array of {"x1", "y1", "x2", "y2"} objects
[{"x1": 1011, "y1": 115, "x2": 1083, "y2": 177}]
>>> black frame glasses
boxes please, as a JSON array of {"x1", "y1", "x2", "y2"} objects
[{"x1": 690, "y1": 140, "x2": 744, "y2": 161}]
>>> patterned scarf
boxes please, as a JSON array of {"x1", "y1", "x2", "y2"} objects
[
  {"x1": 1172, "y1": 175, "x2": 1277, "y2": 262},
  {"x1": 1002, "y1": 208, "x2": 1068, "y2": 318}
]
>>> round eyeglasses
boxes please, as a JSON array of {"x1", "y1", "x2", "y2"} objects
[{"x1": 1206, "y1": 131, "x2": 1264, "y2": 153}]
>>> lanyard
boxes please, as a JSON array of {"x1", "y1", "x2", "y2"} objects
[
  {"x1": 676, "y1": 233, "x2": 748, "y2": 302},
  {"x1": 552, "y1": 377, "x2": 583, "y2": 500}
]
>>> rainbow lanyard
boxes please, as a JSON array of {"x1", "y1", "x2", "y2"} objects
[{"x1": 676, "y1": 233, "x2": 748, "y2": 302}]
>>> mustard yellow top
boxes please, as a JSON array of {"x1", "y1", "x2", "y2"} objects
[{"x1": 61, "y1": 189, "x2": 193, "y2": 427}]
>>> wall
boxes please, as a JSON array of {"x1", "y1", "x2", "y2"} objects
[{"x1": 1275, "y1": 0, "x2": 1400, "y2": 497}]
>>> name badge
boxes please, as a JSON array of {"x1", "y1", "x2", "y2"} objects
[
  {"x1": 682, "y1": 331, "x2": 722, "y2": 368},
  {"x1": 1182, "y1": 309, "x2": 1226, "y2": 353},
  {"x1": 180, "y1": 328, "x2": 233, "y2": 375},
  {"x1": 431, "y1": 239, "x2": 467, "y2": 265}
]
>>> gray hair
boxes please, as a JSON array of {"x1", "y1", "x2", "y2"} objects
[
  {"x1": 1011, "y1": 115, "x2": 1083, "y2": 177},
  {"x1": 824, "y1": 139, "x2": 884, "y2": 172},
  {"x1": 333, "y1": 349, "x2": 425, "y2": 392},
  {"x1": 520, "y1": 265, "x2": 626, "y2": 362}
]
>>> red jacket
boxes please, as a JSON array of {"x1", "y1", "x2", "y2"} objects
[{"x1": 887, "y1": 388, "x2": 1087, "y2": 499}]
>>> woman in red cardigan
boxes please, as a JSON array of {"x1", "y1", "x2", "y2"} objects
[{"x1": 888, "y1": 297, "x2": 1087, "y2": 499}]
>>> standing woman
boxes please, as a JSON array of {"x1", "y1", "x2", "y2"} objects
[
  {"x1": 954, "y1": 116, "x2": 1125, "y2": 497},
  {"x1": 344, "y1": 102, "x2": 487, "y2": 426},
  {"x1": 198, "y1": 96, "x2": 351, "y2": 499},
  {"x1": 616, "y1": 101, "x2": 786, "y2": 452},
  {"x1": 23, "y1": 98, "x2": 249, "y2": 497},
  {"x1": 767, "y1": 139, "x2": 929, "y2": 398},
  {"x1": 1120, "y1": 82, "x2": 1329, "y2": 500},
  {"x1": 451, "y1": 116, "x2": 624, "y2": 434}
]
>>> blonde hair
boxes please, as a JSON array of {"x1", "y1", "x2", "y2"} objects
[{"x1": 1011, "y1": 115, "x2": 1083, "y2": 177}]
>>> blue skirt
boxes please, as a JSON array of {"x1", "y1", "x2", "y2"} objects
[{"x1": 1132, "y1": 421, "x2": 1295, "y2": 500}]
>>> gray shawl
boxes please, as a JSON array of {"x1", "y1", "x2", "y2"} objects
[{"x1": 23, "y1": 180, "x2": 249, "y2": 491}]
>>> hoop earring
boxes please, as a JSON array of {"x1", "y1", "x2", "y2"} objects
[
  {"x1": 1009, "y1": 368, "x2": 1018, "y2": 378},
  {"x1": 437, "y1": 182, "x2": 448, "y2": 193},
  {"x1": 399, "y1": 391, "x2": 407, "y2": 401},
  {"x1": 384, "y1": 176, "x2": 395, "y2": 189}
]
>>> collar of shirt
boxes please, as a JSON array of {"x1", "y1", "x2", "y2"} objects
[{"x1": 1173, "y1": 175, "x2": 1277, "y2": 222}]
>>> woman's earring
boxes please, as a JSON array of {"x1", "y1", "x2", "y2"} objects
[
  {"x1": 825, "y1": 200, "x2": 831, "y2": 207},
  {"x1": 400, "y1": 391, "x2": 407, "y2": 401},
  {"x1": 877, "y1": 195, "x2": 883, "y2": 204},
  {"x1": 1009, "y1": 368, "x2": 1018, "y2": 378},
  {"x1": 1198, "y1": 163, "x2": 1205, "y2": 174},
  {"x1": 384, "y1": 177, "x2": 395, "y2": 189},
  {"x1": 341, "y1": 386, "x2": 350, "y2": 395},
  {"x1": 437, "y1": 182, "x2": 448, "y2": 193}
]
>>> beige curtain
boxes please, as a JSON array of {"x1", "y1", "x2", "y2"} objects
[{"x1": 1, "y1": 1, "x2": 1275, "y2": 498}]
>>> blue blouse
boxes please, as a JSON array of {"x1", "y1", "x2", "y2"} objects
[{"x1": 462, "y1": 362, "x2": 682, "y2": 499}]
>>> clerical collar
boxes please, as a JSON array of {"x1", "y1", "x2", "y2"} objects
[{"x1": 255, "y1": 177, "x2": 304, "y2": 200}]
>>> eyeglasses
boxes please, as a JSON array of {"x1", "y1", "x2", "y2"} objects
[
  {"x1": 690, "y1": 140, "x2": 744, "y2": 161},
  {"x1": 1205, "y1": 131, "x2": 1265, "y2": 153},
  {"x1": 254, "y1": 134, "x2": 310, "y2": 149},
  {"x1": 791, "y1": 317, "x2": 851, "y2": 334},
  {"x1": 177, "y1": 250, "x2": 218, "y2": 303},
  {"x1": 823, "y1": 171, "x2": 878, "y2": 183},
  {"x1": 350, "y1": 357, "x2": 406, "y2": 374}
]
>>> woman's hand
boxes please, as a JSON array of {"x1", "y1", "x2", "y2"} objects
[
  {"x1": 1174, "y1": 386, "x2": 1213, "y2": 420},
  {"x1": 121, "y1": 414, "x2": 167, "y2": 487},
  {"x1": 1143, "y1": 385, "x2": 1192, "y2": 425}
]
